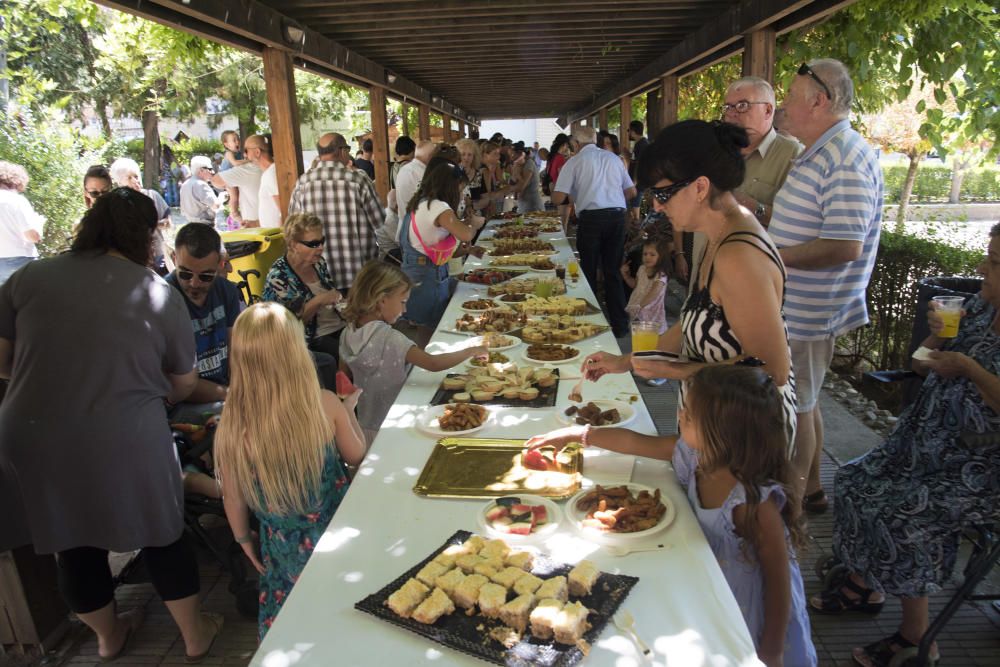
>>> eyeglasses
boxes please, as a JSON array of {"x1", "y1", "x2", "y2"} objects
[
  {"x1": 177, "y1": 269, "x2": 218, "y2": 283},
  {"x1": 297, "y1": 237, "x2": 325, "y2": 249},
  {"x1": 86, "y1": 188, "x2": 111, "y2": 199},
  {"x1": 721, "y1": 100, "x2": 770, "y2": 115},
  {"x1": 797, "y1": 63, "x2": 831, "y2": 100},
  {"x1": 649, "y1": 178, "x2": 695, "y2": 204}
]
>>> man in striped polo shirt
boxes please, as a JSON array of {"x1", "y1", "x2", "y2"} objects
[{"x1": 768, "y1": 59, "x2": 883, "y2": 510}]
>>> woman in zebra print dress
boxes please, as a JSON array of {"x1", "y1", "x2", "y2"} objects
[{"x1": 583, "y1": 120, "x2": 798, "y2": 447}]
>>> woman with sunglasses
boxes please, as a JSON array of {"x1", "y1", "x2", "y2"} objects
[
  {"x1": 583, "y1": 120, "x2": 798, "y2": 447},
  {"x1": 263, "y1": 213, "x2": 346, "y2": 363}
]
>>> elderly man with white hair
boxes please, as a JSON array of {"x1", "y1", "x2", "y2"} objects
[
  {"x1": 551, "y1": 125, "x2": 636, "y2": 338},
  {"x1": 179, "y1": 156, "x2": 218, "y2": 225},
  {"x1": 110, "y1": 157, "x2": 173, "y2": 273},
  {"x1": 768, "y1": 58, "x2": 883, "y2": 511},
  {"x1": 686, "y1": 76, "x2": 802, "y2": 285}
]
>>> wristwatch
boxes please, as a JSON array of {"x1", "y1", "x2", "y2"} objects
[{"x1": 754, "y1": 201, "x2": 767, "y2": 220}]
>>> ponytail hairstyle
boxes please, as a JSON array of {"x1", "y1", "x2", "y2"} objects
[
  {"x1": 683, "y1": 365, "x2": 805, "y2": 558},
  {"x1": 343, "y1": 260, "x2": 413, "y2": 325},
  {"x1": 638, "y1": 120, "x2": 749, "y2": 208}
]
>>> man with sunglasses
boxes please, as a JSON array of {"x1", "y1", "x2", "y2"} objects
[
  {"x1": 166, "y1": 223, "x2": 242, "y2": 413},
  {"x1": 687, "y1": 77, "x2": 802, "y2": 286},
  {"x1": 768, "y1": 58, "x2": 883, "y2": 512},
  {"x1": 288, "y1": 132, "x2": 384, "y2": 293}
]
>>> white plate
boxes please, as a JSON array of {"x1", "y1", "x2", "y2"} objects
[
  {"x1": 521, "y1": 345, "x2": 581, "y2": 365},
  {"x1": 567, "y1": 483, "x2": 675, "y2": 542},
  {"x1": 555, "y1": 400, "x2": 636, "y2": 429},
  {"x1": 471, "y1": 334, "x2": 522, "y2": 351},
  {"x1": 478, "y1": 494, "x2": 562, "y2": 544},
  {"x1": 459, "y1": 300, "x2": 505, "y2": 314},
  {"x1": 415, "y1": 404, "x2": 492, "y2": 438}
]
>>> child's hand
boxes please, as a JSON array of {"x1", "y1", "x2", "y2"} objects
[
  {"x1": 468, "y1": 345, "x2": 490, "y2": 361},
  {"x1": 238, "y1": 532, "x2": 266, "y2": 575},
  {"x1": 343, "y1": 387, "x2": 363, "y2": 410},
  {"x1": 524, "y1": 425, "x2": 587, "y2": 452},
  {"x1": 619, "y1": 264, "x2": 631, "y2": 279}
]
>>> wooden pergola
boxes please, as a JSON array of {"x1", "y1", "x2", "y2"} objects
[{"x1": 98, "y1": 0, "x2": 856, "y2": 213}]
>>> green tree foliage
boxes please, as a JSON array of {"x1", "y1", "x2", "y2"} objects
[{"x1": 678, "y1": 56, "x2": 742, "y2": 122}]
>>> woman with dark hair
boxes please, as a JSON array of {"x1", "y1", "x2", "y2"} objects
[
  {"x1": 83, "y1": 164, "x2": 113, "y2": 209},
  {"x1": 546, "y1": 133, "x2": 574, "y2": 230},
  {"x1": 583, "y1": 120, "x2": 798, "y2": 446},
  {"x1": 400, "y1": 160, "x2": 475, "y2": 346},
  {"x1": 476, "y1": 141, "x2": 511, "y2": 218},
  {"x1": 0, "y1": 187, "x2": 223, "y2": 662}
]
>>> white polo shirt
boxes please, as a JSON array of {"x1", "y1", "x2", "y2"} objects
[
  {"x1": 219, "y1": 162, "x2": 262, "y2": 220},
  {"x1": 553, "y1": 144, "x2": 633, "y2": 212}
]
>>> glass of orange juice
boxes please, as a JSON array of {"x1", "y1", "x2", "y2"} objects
[
  {"x1": 567, "y1": 259, "x2": 580, "y2": 281},
  {"x1": 932, "y1": 295, "x2": 964, "y2": 338},
  {"x1": 631, "y1": 321, "x2": 659, "y2": 352}
]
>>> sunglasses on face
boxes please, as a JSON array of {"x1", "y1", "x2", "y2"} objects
[
  {"x1": 297, "y1": 237, "x2": 325, "y2": 249},
  {"x1": 177, "y1": 269, "x2": 217, "y2": 283},
  {"x1": 797, "y1": 63, "x2": 832, "y2": 100},
  {"x1": 649, "y1": 178, "x2": 695, "y2": 204},
  {"x1": 86, "y1": 189, "x2": 111, "y2": 199},
  {"x1": 721, "y1": 100, "x2": 769, "y2": 114}
]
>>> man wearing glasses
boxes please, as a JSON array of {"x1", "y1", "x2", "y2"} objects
[
  {"x1": 212, "y1": 134, "x2": 267, "y2": 228},
  {"x1": 166, "y1": 223, "x2": 242, "y2": 416},
  {"x1": 179, "y1": 156, "x2": 219, "y2": 224},
  {"x1": 288, "y1": 132, "x2": 384, "y2": 293},
  {"x1": 686, "y1": 77, "x2": 802, "y2": 285},
  {"x1": 768, "y1": 58, "x2": 883, "y2": 511}
]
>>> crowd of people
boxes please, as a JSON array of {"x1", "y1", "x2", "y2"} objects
[{"x1": 0, "y1": 56, "x2": 996, "y2": 667}]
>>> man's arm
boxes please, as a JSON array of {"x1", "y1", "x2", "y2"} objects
[
  {"x1": 779, "y1": 238, "x2": 862, "y2": 270},
  {"x1": 186, "y1": 378, "x2": 228, "y2": 403},
  {"x1": 550, "y1": 190, "x2": 568, "y2": 206}
]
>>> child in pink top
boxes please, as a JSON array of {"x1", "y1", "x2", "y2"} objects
[{"x1": 623, "y1": 236, "x2": 670, "y2": 334}]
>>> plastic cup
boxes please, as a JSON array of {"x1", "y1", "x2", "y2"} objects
[
  {"x1": 932, "y1": 295, "x2": 964, "y2": 338},
  {"x1": 533, "y1": 280, "x2": 554, "y2": 298},
  {"x1": 567, "y1": 260, "x2": 580, "y2": 281},
  {"x1": 631, "y1": 321, "x2": 659, "y2": 352}
]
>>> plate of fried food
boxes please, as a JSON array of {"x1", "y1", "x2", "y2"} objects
[
  {"x1": 467, "y1": 351, "x2": 511, "y2": 368},
  {"x1": 460, "y1": 298, "x2": 502, "y2": 313},
  {"x1": 556, "y1": 400, "x2": 635, "y2": 428},
  {"x1": 567, "y1": 483, "x2": 674, "y2": 540},
  {"x1": 522, "y1": 343, "x2": 580, "y2": 365},
  {"x1": 416, "y1": 403, "x2": 492, "y2": 437},
  {"x1": 454, "y1": 310, "x2": 527, "y2": 334}
]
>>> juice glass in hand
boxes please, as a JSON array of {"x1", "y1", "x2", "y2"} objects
[
  {"x1": 631, "y1": 321, "x2": 659, "y2": 352},
  {"x1": 932, "y1": 295, "x2": 964, "y2": 338}
]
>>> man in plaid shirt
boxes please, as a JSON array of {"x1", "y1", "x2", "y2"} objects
[{"x1": 288, "y1": 132, "x2": 385, "y2": 291}]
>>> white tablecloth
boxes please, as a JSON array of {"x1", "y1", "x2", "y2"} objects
[{"x1": 251, "y1": 222, "x2": 762, "y2": 667}]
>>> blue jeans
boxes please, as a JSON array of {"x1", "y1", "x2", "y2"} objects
[
  {"x1": 399, "y1": 216, "x2": 450, "y2": 329},
  {"x1": 0, "y1": 256, "x2": 34, "y2": 286},
  {"x1": 576, "y1": 209, "x2": 629, "y2": 336}
]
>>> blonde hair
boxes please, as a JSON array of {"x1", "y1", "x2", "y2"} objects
[
  {"x1": 455, "y1": 138, "x2": 482, "y2": 170},
  {"x1": 343, "y1": 260, "x2": 413, "y2": 325},
  {"x1": 283, "y1": 212, "x2": 323, "y2": 242},
  {"x1": 214, "y1": 303, "x2": 334, "y2": 515}
]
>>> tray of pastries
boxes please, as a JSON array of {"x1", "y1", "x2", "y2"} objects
[
  {"x1": 355, "y1": 531, "x2": 638, "y2": 666},
  {"x1": 453, "y1": 310, "x2": 529, "y2": 334},
  {"x1": 432, "y1": 365, "x2": 559, "y2": 407},
  {"x1": 505, "y1": 296, "x2": 600, "y2": 316},
  {"x1": 520, "y1": 316, "x2": 609, "y2": 344},
  {"x1": 486, "y1": 239, "x2": 557, "y2": 256},
  {"x1": 487, "y1": 277, "x2": 566, "y2": 297}
]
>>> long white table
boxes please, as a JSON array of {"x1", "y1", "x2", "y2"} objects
[{"x1": 250, "y1": 221, "x2": 762, "y2": 667}]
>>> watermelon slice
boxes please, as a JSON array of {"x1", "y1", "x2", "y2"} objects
[
  {"x1": 531, "y1": 505, "x2": 548, "y2": 524},
  {"x1": 522, "y1": 449, "x2": 548, "y2": 471},
  {"x1": 335, "y1": 371, "x2": 357, "y2": 397},
  {"x1": 510, "y1": 504, "x2": 534, "y2": 515},
  {"x1": 506, "y1": 519, "x2": 534, "y2": 535},
  {"x1": 485, "y1": 506, "x2": 509, "y2": 522}
]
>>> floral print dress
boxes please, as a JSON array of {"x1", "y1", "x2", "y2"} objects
[
  {"x1": 256, "y1": 447, "x2": 350, "y2": 639},
  {"x1": 832, "y1": 294, "x2": 1000, "y2": 597}
]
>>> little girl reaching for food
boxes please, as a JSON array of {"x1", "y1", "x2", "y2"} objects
[
  {"x1": 340, "y1": 260, "x2": 488, "y2": 444},
  {"x1": 214, "y1": 302, "x2": 367, "y2": 640},
  {"x1": 525, "y1": 365, "x2": 816, "y2": 667}
]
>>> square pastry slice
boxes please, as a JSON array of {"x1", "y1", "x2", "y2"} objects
[
  {"x1": 535, "y1": 575, "x2": 568, "y2": 602},
  {"x1": 477, "y1": 582, "x2": 508, "y2": 619},
  {"x1": 433, "y1": 544, "x2": 466, "y2": 568},
  {"x1": 568, "y1": 560, "x2": 599, "y2": 597},
  {"x1": 459, "y1": 535, "x2": 487, "y2": 555},
  {"x1": 498, "y1": 593, "x2": 536, "y2": 632},
  {"x1": 434, "y1": 568, "x2": 466, "y2": 598},
  {"x1": 553, "y1": 601, "x2": 590, "y2": 644},
  {"x1": 505, "y1": 551, "x2": 535, "y2": 572},
  {"x1": 512, "y1": 572, "x2": 544, "y2": 596},
  {"x1": 385, "y1": 578, "x2": 430, "y2": 618},
  {"x1": 479, "y1": 538, "x2": 511, "y2": 561},
  {"x1": 411, "y1": 587, "x2": 456, "y2": 625},
  {"x1": 453, "y1": 573, "x2": 489, "y2": 609},
  {"x1": 415, "y1": 560, "x2": 450, "y2": 587},
  {"x1": 455, "y1": 554, "x2": 485, "y2": 574},
  {"x1": 491, "y1": 566, "x2": 528, "y2": 589},
  {"x1": 529, "y1": 598, "x2": 564, "y2": 640}
]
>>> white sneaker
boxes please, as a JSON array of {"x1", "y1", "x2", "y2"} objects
[{"x1": 646, "y1": 378, "x2": 667, "y2": 387}]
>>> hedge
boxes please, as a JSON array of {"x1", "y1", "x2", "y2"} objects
[
  {"x1": 881, "y1": 162, "x2": 1000, "y2": 204},
  {"x1": 837, "y1": 230, "x2": 983, "y2": 372},
  {"x1": 121, "y1": 137, "x2": 226, "y2": 170}
]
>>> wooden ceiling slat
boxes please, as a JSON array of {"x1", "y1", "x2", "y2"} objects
[
  {"x1": 296, "y1": 9, "x2": 727, "y2": 29},
  {"x1": 308, "y1": 16, "x2": 716, "y2": 36},
  {"x1": 352, "y1": 36, "x2": 682, "y2": 56},
  {"x1": 278, "y1": 0, "x2": 716, "y2": 12}
]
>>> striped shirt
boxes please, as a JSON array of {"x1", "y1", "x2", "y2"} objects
[{"x1": 768, "y1": 120, "x2": 883, "y2": 341}]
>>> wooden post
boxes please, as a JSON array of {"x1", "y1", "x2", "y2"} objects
[
  {"x1": 369, "y1": 86, "x2": 390, "y2": 203},
  {"x1": 401, "y1": 102, "x2": 410, "y2": 137},
  {"x1": 262, "y1": 47, "x2": 303, "y2": 220},
  {"x1": 457, "y1": 120, "x2": 465, "y2": 139},
  {"x1": 418, "y1": 104, "x2": 431, "y2": 141},
  {"x1": 570, "y1": 119, "x2": 581, "y2": 134},
  {"x1": 742, "y1": 27, "x2": 776, "y2": 83},
  {"x1": 598, "y1": 108, "x2": 608, "y2": 133},
  {"x1": 443, "y1": 115, "x2": 453, "y2": 142},
  {"x1": 646, "y1": 88, "x2": 660, "y2": 136},
  {"x1": 659, "y1": 75, "x2": 679, "y2": 127},
  {"x1": 619, "y1": 96, "x2": 631, "y2": 157}
]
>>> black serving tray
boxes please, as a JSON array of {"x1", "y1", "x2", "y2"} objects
[
  {"x1": 430, "y1": 371, "x2": 560, "y2": 408},
  {"x1": 355, "y1": 530, "x2": 639, "y2": 666}
]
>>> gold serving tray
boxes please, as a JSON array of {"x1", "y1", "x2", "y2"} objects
[{"x1": 413, "y1": 437, "x2": 583, "y2": 499}]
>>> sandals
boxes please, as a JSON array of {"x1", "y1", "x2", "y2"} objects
[
  {"x1": 811, "y1": 573, "x2": 884, "y2": 615},
  {"x1": 99, "y1": 608, "x2": 144, "y2": 663},
  {"x1": 851, "y1": 631, "x2": 939, "y2": 667},
  {"x1": 184, "y1": 612, "x2": 224, "y2": 664},
  {"x1": 803, "y1": 488, "x2": 829, "y2": 514}
]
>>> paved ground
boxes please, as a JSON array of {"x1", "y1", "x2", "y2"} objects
[{"x1": 14, "y1": 271, "x2": 999, "y2": 667}]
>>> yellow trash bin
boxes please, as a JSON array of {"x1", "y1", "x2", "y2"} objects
[{"x1": 221, "y1": 228, "x2": 285, "y2": 302}]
